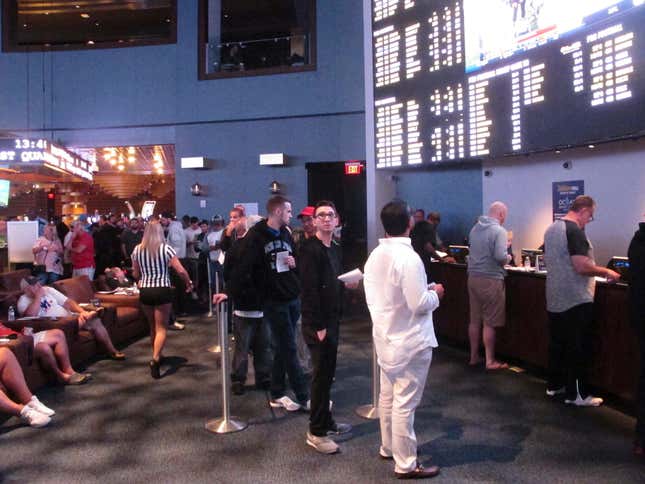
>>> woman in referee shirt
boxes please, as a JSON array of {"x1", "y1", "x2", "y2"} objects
[{"x1": 132, "y1": 221, "x2": 193, "y2": 378}]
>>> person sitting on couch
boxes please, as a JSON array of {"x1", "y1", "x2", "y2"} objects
[
  {"x1": 17, "y1": 276, "x2": 125, "y2": 361},
  {"x1": 104, "y1": 266, "x2": 135, "y2": 290},
  {"x1": 0, "y1": 346, "x2": 56, "y2": 427}
]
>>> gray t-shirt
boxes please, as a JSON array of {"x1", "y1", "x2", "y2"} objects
[{"x1": 544, "y1": 219, "x2": 595, "y2": 312}]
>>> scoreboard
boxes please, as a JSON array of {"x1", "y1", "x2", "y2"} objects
[{"x1": 372, "y1": 0, "x2": 645, "y2": 168}]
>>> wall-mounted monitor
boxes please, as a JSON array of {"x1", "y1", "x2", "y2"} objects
[
  {"x1": 371, "y1": 0, "x2": 645, "y2": 168},
  {"x1": 0, "y1": 180, "x2": 10, "y2": 207}
]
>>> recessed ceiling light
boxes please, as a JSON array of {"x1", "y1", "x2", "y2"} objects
[
  {"x1": 80, "y1": 13, "x2": 90, "y2": 18},
  {"x1": 588, "y1": 144, "x2": 595, "y2": 149},
  {"x1": 87, "y1": 40, "x2": 94, "y2": 45}
]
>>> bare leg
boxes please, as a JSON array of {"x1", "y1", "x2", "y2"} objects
[
  {"x1": 35, "y1": 343, "x2": 71, "y2": 383},
  {"x1": 483, "y1": 326, "x2": 507, "y2": 369},
  {"x1": 42, "y1": 329, "x2": 75, "y2": 376},
  {"x1": 468, "y1": 322, "x2": 483, "y2": 365},
  {"x1": 85, "y1": 318, "x2": 118, "y2": 355},
  {"x1": 0, "y1": 348, "x2": 32, "y2": 415},
  {"x1": 142, "y1": 304, "x2": 156, "y2": 352},
  {"x1": 153, "y1": 303, "x2": 171, "y2": 361}
]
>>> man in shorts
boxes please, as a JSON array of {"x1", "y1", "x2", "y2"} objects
[
  {"x1": 467, "y1": 201, "x2": 511, "y2": 370},
  {"x1": 18, "y1": 276, "x2": 125, "y2": 362}
]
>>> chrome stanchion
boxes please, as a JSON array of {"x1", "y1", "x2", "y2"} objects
[
  {"x1": 205, "y1": 302, "x2": 247, "y2": 434},
  {"x1": 355, "y1": 345, "x2": 380, "y2": 419},
  {"x1": 207, "y1": 260, "x2": 214, "y2": 318},
  {"x1": 206, "y1": 262, "x2": 222, "y2": 354}
]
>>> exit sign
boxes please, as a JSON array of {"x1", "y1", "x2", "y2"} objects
[{"x1": 344, "y1": 161, "x2": 363, "y2": 175}]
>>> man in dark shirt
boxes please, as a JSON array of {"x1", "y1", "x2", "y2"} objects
[
  {"x1": 410, "y1": 220, "x2": 454, "y2": 278},
  {"x1": 300, "y1": 201, "x2": 354, "y2": 454},
  {"x1": 120, "y1": 217, "x2": 143, "y2": 266},
  {"x1": 628, "y1": 216, "x2": 645, "y2": 457}
]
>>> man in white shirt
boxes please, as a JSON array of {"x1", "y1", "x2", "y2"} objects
[
  {"x1": 364, "y1": 200, "x2": 444, "y2": 480},
  {"x1": 18, "y1": 277, "x2": 125, "y2": 361}
]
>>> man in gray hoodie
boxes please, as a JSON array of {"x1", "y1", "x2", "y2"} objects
[{"x1": 467, "y1": 201, "x2": 511, "y2": 370}]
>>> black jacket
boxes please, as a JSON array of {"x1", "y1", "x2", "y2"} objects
[
  {"x1": 628, "y1": 223, "x2": 645, "y2": 329},
  {"x1": 240, "y1": 219, "x2": 300, "y2": 302},
  {"x1": 299, "y1": 236, "x2": 343, "y2": 341},
  {"x1": 223, "y1": 234, "x2": 264, "y2": 311}
]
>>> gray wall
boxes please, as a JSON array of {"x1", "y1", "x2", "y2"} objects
[{"x1": 482, "y1": 140, "x2": 645, "y2": 265}]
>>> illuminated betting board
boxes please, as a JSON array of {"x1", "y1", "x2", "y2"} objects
[{"x1": 372, "y1": 0, "x2": 645, "y2": 168}]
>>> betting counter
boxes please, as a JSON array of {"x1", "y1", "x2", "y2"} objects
[{"x1": 430, "y1": 262, "x2": 638, "y2": 405}]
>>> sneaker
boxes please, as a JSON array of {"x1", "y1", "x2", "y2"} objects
[
  {"x1": 327, "y1": 422, "x2": 352, "y2": 436},
  {"x1": 565, "y1": 395, "x2": 603, "y2": 407},
  {"x1": 20, "y1": 405, "x2": 51, "y2": 428},
  {"x1": 27, "y1": 396, "x2": 55, "y2": 417},
  {"x1": 306, "y1": 431, "x2": 340, "y2": 454},
  {"x1": 169, "y1": 322, "x2": 185, "y2": 331},
  {"x1": 232, "y1": 382, "x2": 245, "y2": 395},
  {"x1": 546, "y1": 386, "x2": 565, "y2": 397},
  {"x1": 269, "y1": 396, "x2": 301, "y2": 412}
]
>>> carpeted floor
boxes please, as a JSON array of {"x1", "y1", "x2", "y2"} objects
[{"x1": 0, "y1": 315, "x2": 642, "y2": 483}]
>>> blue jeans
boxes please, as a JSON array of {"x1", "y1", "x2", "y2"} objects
[
  {"x1": 264, "y1": 298, "x2": 308, "y2": 402},
  {"x1": 36, "y1": 271, "x2": 61, "y2": 286}
]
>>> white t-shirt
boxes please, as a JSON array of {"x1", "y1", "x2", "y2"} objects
[
  {"x1": 17, "y1": 286, "x2": 70, "y2": 318},
  {"x1": 184, "y1": 226, "x2": 201, "y2": 259},
  {"x1": 207, "y1": 229, "x2": 224, "y2": 262}
]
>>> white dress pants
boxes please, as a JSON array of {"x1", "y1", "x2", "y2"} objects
[{"x1": 378, "y1": 347, "x2": 433, "y2": 473}]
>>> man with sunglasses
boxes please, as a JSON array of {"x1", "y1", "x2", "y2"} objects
[
  {"x1": 300, "y1": 201, "x2": 355, "y2": 454},
  {"x1": 544, "y1": 195, "x2": 621, "y2": 407}
]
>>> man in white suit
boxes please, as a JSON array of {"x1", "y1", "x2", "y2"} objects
[{"x1": 364, "y1": 199, "x2": 444, "y2": 480}]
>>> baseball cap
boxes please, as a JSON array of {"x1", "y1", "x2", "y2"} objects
[
  {"x1": 211, "y1": 214, "x2": 224, "y2": 224},
  {"x1": 297, "y1": 206, "x2": 315, "y2": 219},
  {"x1": 20, "y1": 276, "x2": 41, "y2": 290}
]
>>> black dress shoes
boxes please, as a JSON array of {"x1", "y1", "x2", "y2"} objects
[
  {"x1": 395, "y1": 464, "x2": 440, "y2": 479},
  {"x1": 149, "y1": 359, "x2": 161, "y2": 379}
]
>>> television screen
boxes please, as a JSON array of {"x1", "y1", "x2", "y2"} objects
[
  {"x1": 0, "y1": 180, "x2": 10, "y2": 207},
  {"x1": 372, "y1": 0, "x2": 645, "y2": 167}
]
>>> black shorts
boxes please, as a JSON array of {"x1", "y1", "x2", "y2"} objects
[{"x1": 139, "y1": 287, "x2": 174, "y2": 306}]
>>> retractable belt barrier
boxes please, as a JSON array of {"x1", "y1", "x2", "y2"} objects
[
  {"x1": 355, "y1": 345, "x2": 380, "y2": 420},
  {"x1": 206, "y1": 263, "x2": 221, "y2": 354},
  {"x1": 205, "y1": 302, "x2": 247, "y2": 434}
]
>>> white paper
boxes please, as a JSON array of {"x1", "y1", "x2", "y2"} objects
[
  {"x1": 218, "y1": 250, "x2": 225, "y2": 265},
  {"x1": 338, "y1": 268, "x2": 363, "y2": 284},
  {"x1": 276, "y1": 251, "x2": 290, "y2": 273},
  {"x1": 435, "y1": 250, "x2": 448, "y2": 259}
]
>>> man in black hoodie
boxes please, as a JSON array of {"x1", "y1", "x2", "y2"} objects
[
  {"x1": 212, "y1": 215, "x2": 272, "y2": 395},
  {"x1": 240, "y1": 195, "x2": 308, "y2": 411},
  {"x1": 629, "y1": 216, "x2": 645, "y2": 458}
]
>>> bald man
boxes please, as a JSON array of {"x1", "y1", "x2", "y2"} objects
[{"x1": 467, "y1": 201, "x2": 511, "y2": 370}]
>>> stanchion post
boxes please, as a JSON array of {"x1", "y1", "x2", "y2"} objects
[
  {"x1": 355, "y1": 345, "x2": 380, "y2": 419},
  {"x1": 206, "y1": 259, "x2": 213, "y2": 317},
  {"x1": 205, "y1": 302, "x2": 247, "y2": 434}
]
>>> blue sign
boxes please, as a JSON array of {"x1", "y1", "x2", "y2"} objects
[{"x1": 553, "y1": 180, "x2": 584, "y2": 220}]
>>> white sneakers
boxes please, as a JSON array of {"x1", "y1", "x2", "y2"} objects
[
  {"x1": 28, "y1": 396, "x2": 55, "y2": 416},
  {"x1": 20, "y1": 405, "x2": 51, "y2": 428},
  {"x1": 269, "y1": 395, "x2": 302, "y2": 412},
  {"x1": 306, "y1": 431, "x2": 340, "y2": 454},
  {"x1": 565, "y1": 395, "x2": 604, "y2": 407},
  {"x1": 18, "y1": 396, "x2": 55, "y2": 428}
]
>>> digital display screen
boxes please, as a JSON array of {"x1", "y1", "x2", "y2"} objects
[
  {"x1": 0, "y1": 180, "x2": 10, "y2": 207},
  {"x1": 372, "y1": 0, "x2": 645, "y2": 168}
]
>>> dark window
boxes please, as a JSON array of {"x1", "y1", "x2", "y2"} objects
[
  {"x1": 2, "y1": 0, "x2": 177, "y2": 52},
  {"x1": 199, "y1": 0, "x2": 316, "y2": 79}
]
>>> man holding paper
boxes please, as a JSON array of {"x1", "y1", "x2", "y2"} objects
[
  {"x1": 300, "y1": 201, "x2": 356, "y2": 454},
  {"x1": 364, "y1": 199, "x2": 444, "y2": 479},
  {"x1": 240, "y1": 195, "x2": 309, "y2": 411}
]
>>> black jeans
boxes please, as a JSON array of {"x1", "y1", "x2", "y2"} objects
[
  {"x1": 634, "y1": 320, "x2": 645, "y2": 445},
  {"x1": 231, "y1": 315, "x2": 273, "y2": 386},
  {"x1": 308, "y1": 322, "x2": 339, "y2": 436},
  {"x1": 547, "y1": 303, "x2": 594, "y2": 400},
  {"x1": 265, "y1": 299, "x2": 308, "y2": 403}
]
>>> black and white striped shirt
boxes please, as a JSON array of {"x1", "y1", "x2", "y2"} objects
[{"x1": 132, "y1": 243, "x2": 176, "y2": 288}]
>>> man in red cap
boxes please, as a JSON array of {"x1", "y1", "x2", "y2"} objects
[{"x1": 292, "y1": 206, "x2": 316, "y2": 376}]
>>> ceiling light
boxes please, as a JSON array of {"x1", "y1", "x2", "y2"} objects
[
  {"x1": 87, "y1": 40, "x2": 94, "y2": 45},
  {"x1": 128, "y1": 156, "x2": 136, "y2": 163},
  {"x1": 128, "y1": 146, "x2": 135, "y2": 154},
  {"x1": 80, "y1": 13, "x2": 89, "y2": 18},
  {"x1": 109, "y1": 159, "x2": 117, "y2": 166},
  {"x1": 117, "y1": 165, "x2": 125, "y2": 171}
]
